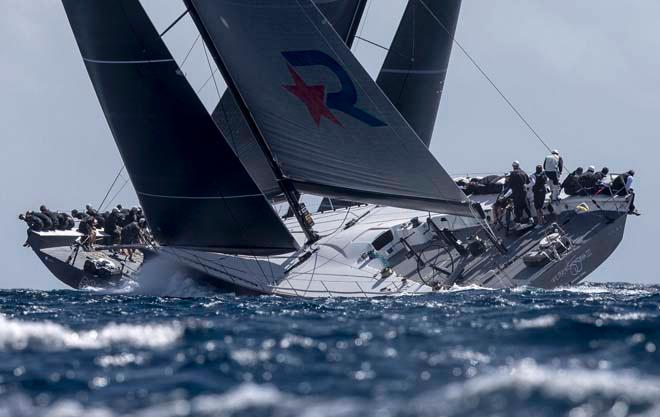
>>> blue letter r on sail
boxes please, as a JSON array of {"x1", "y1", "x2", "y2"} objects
[{"x1": 282, "y1": 50, "x2": 387, "y2": 127}]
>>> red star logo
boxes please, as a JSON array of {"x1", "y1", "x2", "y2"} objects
[{"x1": 282, "y1": 65, "x2": 341, "y2": 127}]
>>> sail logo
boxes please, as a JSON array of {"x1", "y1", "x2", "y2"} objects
[{"x1": 281, "y1": 50, "x2": 386, "y2": 127}]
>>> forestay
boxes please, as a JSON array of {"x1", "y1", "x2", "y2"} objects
[
  {"x1": 187, "y1": 0, "x2": 472, "y2": 217},
  {"x1": 377, "y1": 0, "x2": 462, "y2": 147},
  {"x1": 62, "y1": 0, "x2": 298, "y2": 254},
  {"x1": 212, "y1": 0, "x2": 369, "y2": 197}
]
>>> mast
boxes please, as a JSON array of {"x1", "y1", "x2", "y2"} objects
[{"x1": 185, "y1": 1, "x2": 319, "y2": 244}]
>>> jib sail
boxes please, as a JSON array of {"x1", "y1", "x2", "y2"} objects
[
  {"x1": 377, "y1": 0, "x2": 462, "y2": 147},
  {"x1": 187, "y1": 0, "x2": 472, "y2": 217},
  {"x1": 62, "y1": 0, "x2": 298, "y2": 254},
  {"x1": 212, "y1": 0, "x2": 369, "y2": 197}
]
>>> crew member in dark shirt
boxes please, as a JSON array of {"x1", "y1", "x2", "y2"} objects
[
  {"x1": 530, "y1": 165, "x2": 548, "y2": 224},
  {"x1": 578, "y1": 166, "x2": 598, "y2": 195},
  {"x1": 561, "y1": 167, "x2": 583, "y2": 196},
  {"x1": 508, "y1": 161, "x2": 531, "y2": 223}
]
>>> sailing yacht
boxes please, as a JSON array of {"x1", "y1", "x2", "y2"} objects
[{"x1": 24, "y1": 0, "x2": 633, "y2": 296}]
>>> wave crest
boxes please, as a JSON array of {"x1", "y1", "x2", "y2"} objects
[{"x1": 0, "y1": 316, "x2": 182, "y2": 350}]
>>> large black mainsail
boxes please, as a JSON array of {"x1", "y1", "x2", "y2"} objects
[
  {"x1": 377, "y1": 0, "x2": 462, "y2": 147},
  {"x1": 187, "y1": 0, "x2": 472, "y2": 217},
  {"x1": 212, "y1": 0, "x2": 369, "y2": 197},
  {"x1": 62, "y1": 0, "x2": 298, "y2": 254}
]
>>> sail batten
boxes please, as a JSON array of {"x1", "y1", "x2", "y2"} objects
[
  {"x1": 62, "y1": 0, "x2": 298, "y2": 254},
  {"x1": 188, "y1": 0, "x2": 471, "y2": 217}
]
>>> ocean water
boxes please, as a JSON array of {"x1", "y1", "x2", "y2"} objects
[{"x1": 0, "y1": 282, "x2": 659, "y2": 417}]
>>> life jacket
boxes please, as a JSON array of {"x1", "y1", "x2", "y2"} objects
[
  {"x1": 532, "y1": 172, "x2": 547, "y2": 193},
  {"x1": 508, "y1": 169, "x2": 528, "y2": 194},
  {"x1": 544, "y1": 154, "x2": 559, "y2": 172}
]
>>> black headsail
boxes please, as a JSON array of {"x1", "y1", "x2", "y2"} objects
[
  {"x1": 186, "y1": 0, "x2": 472, "y2": 217},
  {"x1": 212, "y1": 0, "x2": 369, "y2": 197},
  {"x1": 377, "y1": 0, "x2": 462, "y2": 147},
  {"x1": 62, "y1": 0, "x2": 298, "y2": 254}
]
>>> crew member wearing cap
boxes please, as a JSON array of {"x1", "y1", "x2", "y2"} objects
[
  {"x1": 578, "y1": 166, "x2": 598, "y2": 195},
  {"x1": 508, "y1": 161, "x2": 531, "y2": 223},
  {"x1": 543, "y1": 150, "x2": 563, "y2": 201}
]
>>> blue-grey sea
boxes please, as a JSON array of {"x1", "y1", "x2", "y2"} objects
[{"x1": 0, "y1": 282, "x2": 659, "y2": 417}]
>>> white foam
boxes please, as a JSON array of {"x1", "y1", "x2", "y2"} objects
[
  {"x1": 133, "y1": 255, "x2": 217, "y2": 298},
  {"x1": 230, "y1": 349, "x2": 272, "y2": 366},
  {"x1": 597, "y1": 312, "x2": 651, "y2": 321},
  {"x1": 95, "y1": 352, "x2": 145, "y2": 368},
  {"x1": 444, "y1": 284, "x2": 497, "y2": 292},
  {"x1": 554, "y1": 285, "x2": 656, "y2": 297},
  {"x1": 0, "y1": 316, "x2": 182, "y2": 350},
  {"x1": 449, "y1": 349, "x2": 492, "y2": 364},
  {"x1": 554, "y1": 286, "x2": 611, "y2": 295},
  {"x1": 443, "y1": 360, "x2": 660, "y2": 403},
  {"x1": 513, "y1": 314, "x2": 559, "y2": 329},
  {"x1": 192, "y1": 383, "x2": 284, "y2": 414}
]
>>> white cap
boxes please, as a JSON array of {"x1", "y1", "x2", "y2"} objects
[
  {"x1": 512, "y1": 160, "x2": 520, "y2": 168},
  {"x1": 588, "y1": 165, "x2": 595, "y2": 172},
  {"x1": 552, "y1": 149, "x2": 559, "y2": 155}
]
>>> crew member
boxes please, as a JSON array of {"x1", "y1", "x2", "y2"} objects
[
  {"x1": 19, "y1": 212, "x2": 44, "y2": 232},
  {"x1": 55, "y1": 211, "x2": 75, "y2": 230},
  {"x1": 33, "y1": 210, "x2": 54, "y2": 231},
  {"x1": 104, "y1": 208, "x2": 124, "y2": 246},
  {"x1": 19, "y1": 212, "x2": 44, "y2": 246},
  {"x1": 508, "y1": 161, "x2": 531, "y2": 223},
  {"x1": 492, "y1": 184, "x2": 512, "y2": 230},
  {"x1": 530, "y1": 165, "x2": 548, "y2": 224},
  {"x1": 612, "y1": 170, "x2": 639, "y2": 215},
  {"x1": 543, "y1": 150, "x2": 563, "y2": 201},
  {"x1": 78, "y1": 216, "x2": 97, "y2": 250},
  {"x1": 561, "y1": 167, "x2": 583, "y2": 196},
  {"x1": 121, "y1": 219, "x2": 145, "y2": 261},
  {"x1": 579, "y1": 166, "x2": 597, "y2": 195},
  {"x1": 593, "y1": 167, "x2": 610, "y2": 195},
  {"x1": 595, "y1": 167, "x2": 609, "y2": 182},
  {"x1": 39, "y1": 205, "x2": 60, "y2": 230}
]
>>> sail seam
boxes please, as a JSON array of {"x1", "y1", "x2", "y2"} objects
[
  {"x1": 380, "y1": 69, "x2": 447, "y2": 75},
  {"x1": 137, "y1": 191, "x2": 263, "y2": 200},
  {"x1": 83, "y1": 58, "x2": 175, "y2": 64}
]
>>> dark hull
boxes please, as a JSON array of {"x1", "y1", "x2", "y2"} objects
[
  {"x1": 394, "y1": 210, "x2": 628, "y2": 289},
  {"x1": 27, "y1": 231, "x2": 143, "y2": 289},
  {"x1": 476, "y1": 212, "x2": 627, "y2": 289}
]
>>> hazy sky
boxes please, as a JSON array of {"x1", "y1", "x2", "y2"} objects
[{"x1": 1, "y1": 1, "x2": 656, "y2": 289}]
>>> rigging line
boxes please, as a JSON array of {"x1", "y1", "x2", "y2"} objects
[
  {"x1": 354, "y1": 36, "x2": 389, "y2": 52},
  {"x1": 353, "y1": 0, "x2": 373, "y2": 50},
  {"x1": 159, "y1": 9, "x2": 189, "y2": 38},
  {"x1": 105, "y1": 178, "x2": 131, "y2": 211},
  {"x1": 179, "y1": 34, "x2": 200, "y2": 69},
  {"x1": 202, "y1": 43, "x2": 222, "y2": 101},
  {"x1": 417, "y1": 0, "x2": 554, "y2": 154},
  {"x1": 323, "y1": 205, "x2": 353, "y2": 237},
  {"x1": 97, "y1": 165, "x2": 125, "y2": 212},
  {"x1": 196, "y1": 68, "x2": 219, "y2": 94}
]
